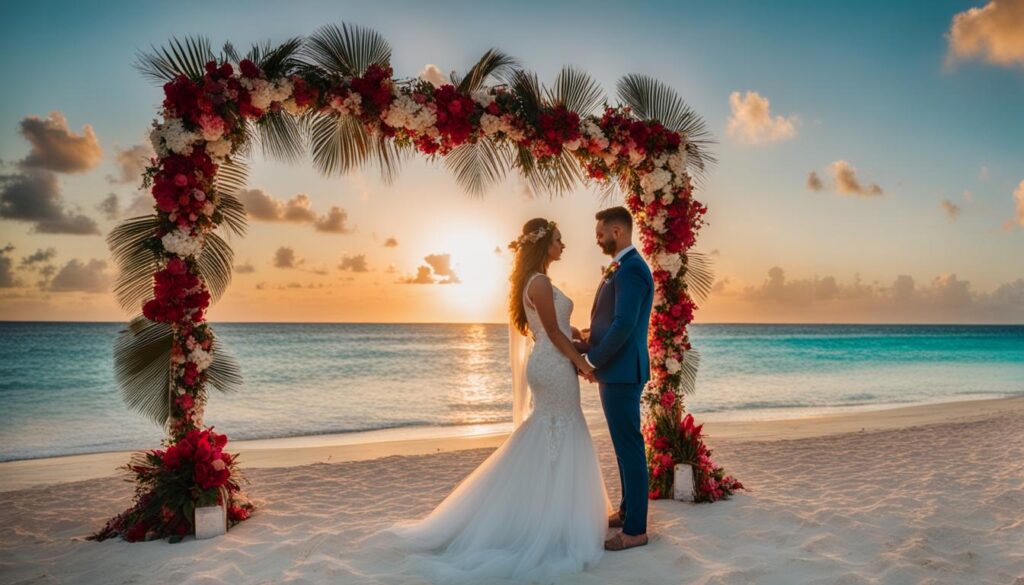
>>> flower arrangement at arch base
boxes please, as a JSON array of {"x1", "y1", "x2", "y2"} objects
[
  {"x1": 89, "y1": 427, "x2": 253, "y2": 543},
  {"x1": 644, "y1": 411, "x2": 743, "y2": 503}
]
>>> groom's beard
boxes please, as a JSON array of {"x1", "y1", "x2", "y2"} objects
[{"x1": 599, "y1": 238, "x2": 617, "y2": 255}]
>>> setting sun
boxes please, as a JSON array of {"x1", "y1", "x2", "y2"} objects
[{"x1": 438, "y1": 226, "x2": 508, "y2": 319}]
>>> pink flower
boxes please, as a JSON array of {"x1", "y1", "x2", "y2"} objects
[
  {"x1": 659, "y1": 391, "x2": 676, "y2": 409},
  {"x1": 198, "y1": 114, "x2": 227, "y2": 142}
]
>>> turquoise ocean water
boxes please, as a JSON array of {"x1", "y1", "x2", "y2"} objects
[{"x1": 0, "y1": 322, "x2": 1021, "y2": 461}]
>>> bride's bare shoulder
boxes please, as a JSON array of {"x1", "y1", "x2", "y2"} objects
[{"x1": 525, "y1": 272, "x2": 553, "y2": 302}]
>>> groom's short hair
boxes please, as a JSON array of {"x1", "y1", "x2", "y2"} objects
[{"x1": 595, "y1": 206, "x2": 632, "y2": 231}]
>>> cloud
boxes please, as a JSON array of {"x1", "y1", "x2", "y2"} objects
[
  {"x1": 106, "y1": 143, "x2": 154, "y2": 184},
  {"x1": 419, "y1": 64, "x2": 448, "y2": 87},
  {"x1": 726, "y1": 91, "x2": 798, "y2": 145},
  {"x1": 826, "y1": 160, "x2": 883, "y2": 197},
  {"x1": 940, "y1": 198, "x2": 962, "y2": 221},
  {"x1": 47, "y1": 259, "x2": 110, "y2": 292},
  {"x1": 806, "y1": 171, "x2": 823, "y2": 191},
  {"x1": 425, "y1": 253, "x2": 460, "y2": 283},
  {"x1": 97, "y1": 193, "x2": 120, "y2": 220},
  {"x1": 338, "y1": 254, "x2": 369, "y2": 272},
  {"x1": 0, "y1": 170, "x2": 101, "y2": 234},
  {"x1": 18, "y1": 112, "x2": 103, "y2": 173},
  {"x1": 384, "y1": 236, "x2": 399, "y2": 247},
  {"x1": 402, "y1": 253, "x2": 461, "y2": 284},
  {"x1": 235, "y1": 261, "x2": 255, "y2": 274},
  {"x1": 1014, "y1": 179, "x2": 1024, "y2": 228},
  {"x1": 20, "y1": 247, "x2": 56, "y2": 267},
  {"x1": 273, "y1": 247, "x2": 301, "y2": 268},
  {"x1": 946, "y1": 0, "x2": 1024, "y2": 68},
  {"x1": 314, "y1": 206, "x2": 353, "y2": 233},
  {"x1": 709, "y1": 266, "x2": 1024, "y2": 322},
  {"x1": 0, "y1": 244, "x2": 16, "y2": 288},
  {"x1": 237, "y1": 189, "x2": 318, "y2": 223},
  {"x1": 237, "y1": 189, "x2": 354, "y2": 235},
  {"x1": 123, "y1": 194, "x2": 153, "y2": 217},
  {"x1": 403, "y1": 266, "x2": 435, "y2": 284}
]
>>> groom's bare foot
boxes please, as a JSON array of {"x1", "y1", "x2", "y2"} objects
[
  {"x1": 604, "y1": 531, "x2": 648, "y2": 551},
  {"x1": 608, "y1": 512, "x2": 624, "y2": 528}
]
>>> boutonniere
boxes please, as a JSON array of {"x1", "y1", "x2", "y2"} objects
[{"x1": 602, "y1": 261, "x2": 620, "y2": 282}]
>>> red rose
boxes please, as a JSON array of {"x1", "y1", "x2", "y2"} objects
[
  {"x1": 653, "y1": 436, "x2": 670, "y2": 451},
  {"x1": 659, "y1": 391, "x2": 676, "y2": 409},
  {"x1": 166, "y1": 258, "x2": 187, "y2": 275},
  {"x1": 239, "y1": 59, "x2": 261, "y2": 78},
  {"x1": 124, "y1": 521, "x2": 149, "y2": 542},
  {"x1": 163, "y1": 444, "x2": 181, "y2": 469},
  {"x1": 228, "y1": 506, "x2": 250, "y2": 521}
]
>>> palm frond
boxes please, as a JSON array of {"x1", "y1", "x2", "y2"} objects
[
  {"x1": 248, "y1": 109, "x2": 305, "y2": 164},
  {"x1": 306, "y1": 111, "x2": 406, "y2": 183},
  {"x1": 245, "y1": 37, "x2": 304, "y2": 78},
  {"x1": 591, "y1": 175, "x2": 626, "y2": 206},
  {"x1": 222, "y1": 42, "x2": 241, "y2": 63},
  {"x1": 546, "y1": 66, "x2": 605, "y2": 116},
  {"x1": 455, "y1": 49, "x2": 519, "y2": 93},
  {"x1": 108, "y1": 215, "x2": 161, "y2": 314},
  {"x1": 214, "y1": 157, "x2": 250, "y2": 238},
  {"x1": 303, "y1": 23, "x2": 391, "y2": 77},
  {"x1": 513, "y1": 144, "x2": 545, "y2": 197},
  {"x1": 306, "y1": 113, "x2": 367, "y2": 176},
  {"x1": 114, "y1": 317, "x2": 245, "y2": 426},
  {"x1": 616, "y1": 74, "x2": 717, "y2": 182},
  {"x1": 206, "y1": 334, "x2": 244, "y2": 394},
  {"x1": 114, "y1": 316, "x2": 173, "y2": 425},
  {"x1": 135, "y1": 36, "x2": 215, "y2": 84},
  {"x1": 682, "y1": 250, "x2": 715, "y2": 304},
  {"x1": 371, "y1": 132, "x2": 408, "y2": 185},
  {"x1": 536, "y1": 151, "x2": 584, "y2": 198},
  {"x1": 509, "y1": 70, "x2": 543, "y2": 119},
  {"x1": 197, "y1": 231, "x2": 234, "y2": 305},
  {"x1": 443, "y1": 138, "x2": 511, "y2": 196},
  {"x1": 678, "y1": 348, "x2": 701, "y2": 396}
]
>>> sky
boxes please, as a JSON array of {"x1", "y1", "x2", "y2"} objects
[{"x1": 0, "y1": 0, "x2": 1022, "y2": 324}]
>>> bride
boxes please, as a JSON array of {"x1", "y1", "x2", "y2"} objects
[{"x1": 379, "y1": 217, "x2": 612, "y2": 582}]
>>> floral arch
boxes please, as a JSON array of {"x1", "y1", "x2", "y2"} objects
[{"x1": 92, "y1": 23, "x2": 740, "y2": 543}]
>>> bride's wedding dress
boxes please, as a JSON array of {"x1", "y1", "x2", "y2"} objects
[{"x1": 380, "y1": 272, "x2": 611, "y2": 582}]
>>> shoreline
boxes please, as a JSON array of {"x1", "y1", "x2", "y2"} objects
[{"x1": 2, "y1": 394, "x2": 1021, "y2": 493}]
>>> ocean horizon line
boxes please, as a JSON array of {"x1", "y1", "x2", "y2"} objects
[{"x1": 2, "y1": 320, "x2": 1022, "y2": 326}]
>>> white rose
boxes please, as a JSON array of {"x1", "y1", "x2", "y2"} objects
[
  {"x1": 161, "y1": 227, "x2": 203, "y2": 258},
  {"x1": 471, "y1": 89, "x2": 495, "y2": 107},
  {"x1": 205, "y1": 138, "x2": 233, "y2": 161},
  {"x1": 665, "y1": 357, "x2": 681, "y2": 374}
]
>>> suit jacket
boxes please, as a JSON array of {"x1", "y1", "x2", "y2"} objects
[{"x1": 586, "y1": 247, "x2": 654, "y2": 385}]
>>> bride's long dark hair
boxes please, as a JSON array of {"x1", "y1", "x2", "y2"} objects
[{"x1": 508, "y1": 218, "x2": 556, "y2": 336}]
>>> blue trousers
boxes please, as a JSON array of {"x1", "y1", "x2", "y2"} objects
[{"x1": 598, "y1": 382, "x2": 648, "y2": 535}]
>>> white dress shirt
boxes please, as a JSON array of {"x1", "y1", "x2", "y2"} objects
[{"x1": 583, "y1": 245, "x2": 635, "y2": 369}]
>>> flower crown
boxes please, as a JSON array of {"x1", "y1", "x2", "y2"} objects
[{"x1": 508, "y1": 220, "x2": 556, "y2": 252}]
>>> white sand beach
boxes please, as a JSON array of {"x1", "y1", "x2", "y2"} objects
[{"x1": 2, "y1": 396, "x2": 1023, "y2": 584}]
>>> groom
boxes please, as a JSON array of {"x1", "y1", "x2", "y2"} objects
[{"x1": 575, "y1": 206, "x2": 654, "y2": 552}]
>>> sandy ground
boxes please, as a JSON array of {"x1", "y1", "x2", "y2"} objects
[{"x1": 1, "y1": 396, "x2": 1022, "y2": 584}]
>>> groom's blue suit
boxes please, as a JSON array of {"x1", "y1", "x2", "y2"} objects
[{"x1": 585, "y1": 246, "x2": 654, "y2": 536}]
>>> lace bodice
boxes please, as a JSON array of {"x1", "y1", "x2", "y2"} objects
[
  {"x1": 523, "y1": 272, "x2": 574, "y2": 344},
  {"x1": 521, "y1": 273, "x2": 584, "y2": 456}
]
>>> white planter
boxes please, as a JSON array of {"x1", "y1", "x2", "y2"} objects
[
  {"x1": 194, "y1": 503, "x2": 227, "y2": 539},
  {"x1": 673, "y1": 463, "x2": 696, "y2": 502}
]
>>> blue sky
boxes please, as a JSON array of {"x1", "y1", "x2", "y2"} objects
[{"x1": 0, "y1": 0, "x2": 1021, "y2": 322}]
